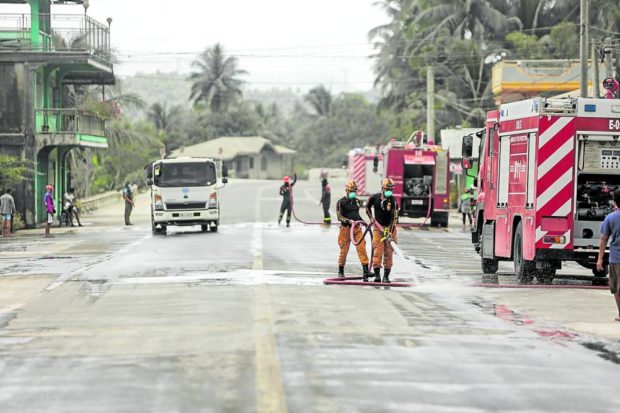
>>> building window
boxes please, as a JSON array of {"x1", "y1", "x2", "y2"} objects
[
  {"x1": 261, "y1": 156, "x2": 267, "y2": 171},
  {"x1": 250, "y1": 158, "x2": 254, "y2": 169}
]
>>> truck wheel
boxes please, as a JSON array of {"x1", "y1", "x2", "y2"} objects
[
  {"x1": 210, "y1": 224, "x2": 218, "y2": 233},
  {"x1": 513, "y1": 222, "x2": 534, "y2": 284},
  {"x1": 151, "y1": 220, "x2": 157, "y2": 235},
  {"x1": 160, "y1": 224, "x2": 167, "y2": 235},
  {"x1": 592, "y1": 265, "x2": 608, "y2": 277},
  {"x1": 201, "y1": 225, "x2": 209, "y2": 232},
  {"x1": 482, "y1": 258, "x2": 499, "y2": 274},
  {"x1": 536, "y1": 269, "x2": 556, "y2": 285}
]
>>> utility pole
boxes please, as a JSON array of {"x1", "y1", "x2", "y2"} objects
[
  {"x1": 580, "y1": 0, "x2": 589, "y2": 97},
  {"x1": 593, "y1": 41, "x2": 600, "y2": 97},
  {"x1": 604, "y1": 37, "x2": 614, "y2": 78},
  {"x1": 427, "y1": 65, "x2": 435, "y2": 144}
]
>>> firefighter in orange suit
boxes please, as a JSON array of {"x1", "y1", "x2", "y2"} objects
[
  {"x1": 366, "y1": 178, "x2": 399, "y2": 283},
  {"x1": 336, "y1": 179, "x2": 373, "y2": 280}
]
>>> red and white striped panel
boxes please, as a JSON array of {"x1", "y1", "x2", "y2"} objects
[
  {"x1": 352, "y1": 155, "x2": 366, "y2": 194},
  {"x1": 535, "y1": 116, "x2": 576, "y2": 250}
]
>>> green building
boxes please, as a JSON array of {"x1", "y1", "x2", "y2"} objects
[{"x1": 0, "y1": 0, "x2": 114, "y2": 226}]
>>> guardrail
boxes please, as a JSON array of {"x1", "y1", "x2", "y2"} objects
[
  {"x1": 35, "y1": 108, "x2": 105, "y2": 137},
  {"x1": 0, "y1": 13, "x2": 111, "y2": 61},
  {"x1": 78, "y1": 190, "x2": 120, "y2": 212}
]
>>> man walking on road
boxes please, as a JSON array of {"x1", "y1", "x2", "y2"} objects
[
  {"x1": 44, "y1": 185, "x2": 55, "y2": 238},
  {"x1": 336, "y1": 179, "x2": 373, "y2": 280},
  {"x1": 123, "y1": 183, "x2": 135, "y2": 226},
  {"x1": 0, "y1": 189, "x2": 16, "y2": 237},
  {"x1": 597, "y1": 189, "x2": 620, "y2": 321}
]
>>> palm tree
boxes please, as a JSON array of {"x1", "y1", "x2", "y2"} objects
[
  {"x1": 412, "y1": 0, "x2": 515, "y2": 43},
  {"x1": 304, "y1": 85, "x2": 333, "y2": 116},
  {"x1": 189, "y1": 44, "x2": 247, "y2": 113},
  {"x1": 147, "y1": 102, "x2": 181, "y2": 133}
]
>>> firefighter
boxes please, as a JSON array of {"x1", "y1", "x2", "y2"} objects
[
  {"x1": 366, "y1": 178, "x2": 399, "y2": 283},
  {"x1": 278, "y1": 173, "x2": 297, "y2": 227},
  {"x1": 320, "y1": 178, "x2": 331, "y2": 225},
  {"x1": 336, "y1": 179, "x2": 373, "y2": 279}
]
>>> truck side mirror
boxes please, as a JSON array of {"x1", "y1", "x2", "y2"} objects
[
  {"x1": 473, "y1": 178, "x2": 478, "y2": 187},
  {"x1": 462, "y1": 135, "x2": 473, "y2": 158},
  {"x1": 144, "y1": 164, "x2": 153, "y2": 179},
  {"x1": 222, "y1": 163, "x2": 229, "y2": 178},
  {"x1": 222, "y1": 177, "x2": 228, "y2": 184},
  {"x1": 372, "y1": 155, "x2": 379, "y2": 173},
  {"x1": 146, "y1": 179, "x2": 153, "y2": 186}
]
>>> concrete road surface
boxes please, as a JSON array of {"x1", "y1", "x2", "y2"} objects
[{"x1": 0, "y1": 179, "x2": 619, "y2": 413}]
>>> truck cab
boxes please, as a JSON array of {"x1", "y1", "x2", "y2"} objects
[{"x1": 145, "y1": 157, "x2": 227, "y2": 235}]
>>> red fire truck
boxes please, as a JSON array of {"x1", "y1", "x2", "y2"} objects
[
  {"x1": 383, "y1": 140, "x2": 450, "y2": 226},
  {"x1": 462, "y1": 97, "x2": 620, "y2": 283},
  {"x1": 347, "y1": 146, "x2": 383, "y2": 203}
]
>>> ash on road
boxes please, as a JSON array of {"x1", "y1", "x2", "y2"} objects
[{"x1": 0, "y1": 179, "x2": 619, "y2": 413}]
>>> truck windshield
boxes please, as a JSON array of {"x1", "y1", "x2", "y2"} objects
[{"x1": 156, "y1": 162, "x2": 217, "y2": 187}]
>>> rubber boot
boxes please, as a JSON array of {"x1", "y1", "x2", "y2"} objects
[
  {"x1": 338, "y1": 266, "x2": 345, "y2": 278},
  {"x1": 362, "y1": 264, "x2": 372, "y2": 282},
  {"x1": 373, "y1": 267, "x2": 381, "y2": 283},
  {"x1": 383, "y1": 268, "x2": 391, "y2": 283}
]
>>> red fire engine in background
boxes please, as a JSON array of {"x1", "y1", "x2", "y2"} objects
[
  {"x1": 463, "y1": 96, "x2": 620, "y2": 284},
  {"x1": 347, "y1": 146, "x2": 384, "y2": 204},
  {"x1": 382, "y1": 137, "x2": 450, "y2": 227}
]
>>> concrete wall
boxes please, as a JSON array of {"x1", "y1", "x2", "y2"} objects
[{"x1": 0, "y1": 62, "x2": 37, "y2": 227}]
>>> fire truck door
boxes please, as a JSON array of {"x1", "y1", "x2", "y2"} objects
[{"x1": 495, "y1": 135, "x2": 511, "y2": 257}]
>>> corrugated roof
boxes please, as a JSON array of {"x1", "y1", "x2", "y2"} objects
[{"x1": 169, "y1": 136, "x2": 295, "y2": 160}]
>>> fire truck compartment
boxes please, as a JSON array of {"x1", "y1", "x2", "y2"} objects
[
  {"x1": 573, "y1": 173, "x2": 620, "y2": 247},
  {"x1": 402, "y1": 164, "x2": 433, "y2": 217}
]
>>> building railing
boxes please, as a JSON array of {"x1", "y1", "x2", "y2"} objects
[
  {"x1": 0, "y1": 13, "x2": 111, "y2": 61},
  {"x1": 35, "y1": 108, "x2": 105, "y2": 137}
]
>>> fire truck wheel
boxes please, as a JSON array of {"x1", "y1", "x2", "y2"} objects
[
  {"x1": 482, "y1": 258, "x2": 498, "y2": 274},
  {"x1": 592, "y1": 266, "x2": 608, "y2": 277},
  {"x1": 536, "y1": 269, "x2": 556, "y2": 285},
  {"x1": 513, "y1": 222, "x2": 535, "y2": 284}
]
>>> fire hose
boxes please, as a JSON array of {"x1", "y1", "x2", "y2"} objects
[
  {"x1": 289, "y1": 183, "x2": 329, "y2": 225},
  {"x1": 324, "y1": 220, "x2": 411, "y2": 287}
]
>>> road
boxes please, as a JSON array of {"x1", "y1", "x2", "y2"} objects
[{"x1": 0, "y1": 179, "x2": 619, "y2": 412}]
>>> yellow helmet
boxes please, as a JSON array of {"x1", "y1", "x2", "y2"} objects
[
  {"x1": 345, "y1": 179, "x2": 358, "y2": 192},
  {"x1": 382, "y1": 178, "x2": 395, "y2": 190}
]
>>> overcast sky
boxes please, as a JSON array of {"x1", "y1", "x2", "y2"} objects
[{"x1": 10, "y1": 0, "x2": 389, "y2": 92}]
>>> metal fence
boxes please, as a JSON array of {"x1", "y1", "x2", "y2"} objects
[
  {"x1": 0, "y1": 13, "x2": 110, "y2": 60},
  {"x1": 35, "y1": 108, "x2": 105, "y2": 137}
]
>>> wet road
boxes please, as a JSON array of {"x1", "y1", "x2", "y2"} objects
[{"x1": 0, "y1": 179, "x2": 619, "y2": 412}]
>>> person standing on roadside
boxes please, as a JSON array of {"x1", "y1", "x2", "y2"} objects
[
  {"x1": 0, "y1": 189, "x2": 17, "y2": 237},
  {"x1": 320, "y1": 178, "x2": 331, "y2": 225},
  {"x1": 44, "y1": 184, "x2": 55, "y2": 238},
  {"x1": 123, "y1": 182, "x2": 135, "y2": 226},
  {"x1": 597, "y1": 189, "x2": 620, "y2": 322},
  {"x1": 459, "y1": 187, "x2": 474, "y2": 228}
]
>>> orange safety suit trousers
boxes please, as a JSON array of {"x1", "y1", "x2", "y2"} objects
[
  {"x1": 338, "y1": 225, "x2": 369, "y2": 266},
  {"x1": 372, "y1": 227, "x2": 397, "y2": 270}
]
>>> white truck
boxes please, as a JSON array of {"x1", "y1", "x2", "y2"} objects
[{"x1": 145, "y1": 157, "x2": 227, "y2": 235}]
